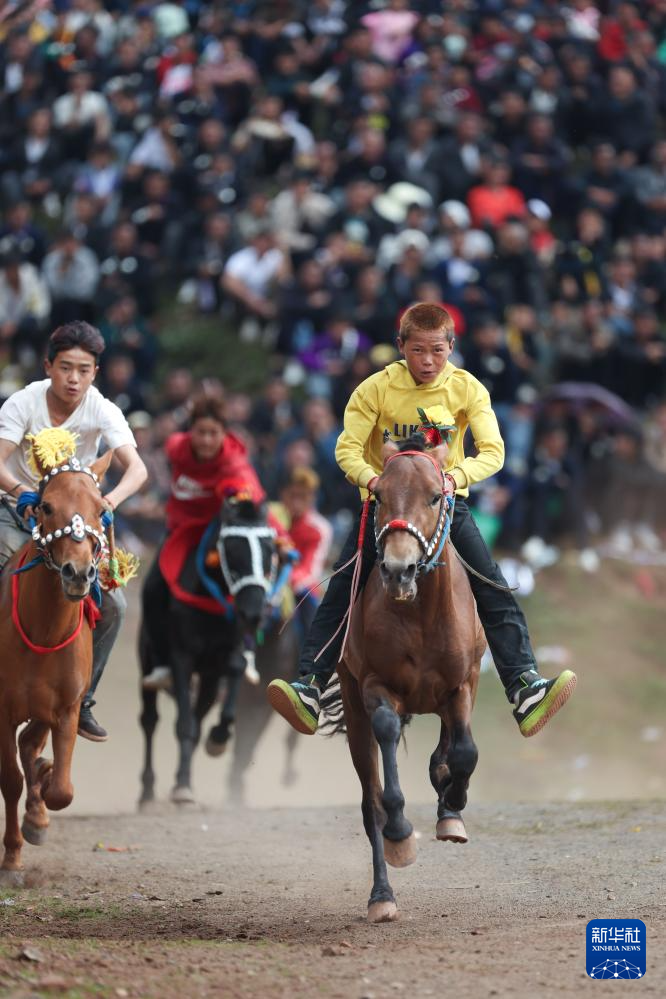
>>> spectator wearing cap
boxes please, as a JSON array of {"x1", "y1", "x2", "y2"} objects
[
  {"x1": 0, "y1": 244, "x2": 50, "y2": 361},
  {"x1": 526, "y1": 199, "x2": 556, "y2": 265},
  {"x1": 42, "y1": 228, "x2": 99, "y2": 325},
  {"x1": 433, "y1": 200, "x2": 494, "y2": 263}
]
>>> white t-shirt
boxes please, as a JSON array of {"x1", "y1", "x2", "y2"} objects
[
  {"x1": 0, "y1": 380, "x2": 135, "y2": 496},
  {"x1": 224, "y1": 246, "x2": 284, "y2": 297}
]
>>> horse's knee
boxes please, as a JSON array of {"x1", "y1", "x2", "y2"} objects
[
  {"x1": 371, "y1": 704, "x2": 401, "y2": 745},
  {"x1": 448, "y1": 730, "x2": 478, "y2": 777},
  {"x1": 44, "y1": 785, "x2": 73, "y2": 811}
]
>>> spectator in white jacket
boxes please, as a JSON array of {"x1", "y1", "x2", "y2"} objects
[
  {"x1": 42, "y1": 229, "x2": 100, "y2": 326},
  {"x1": 0, "y1": 246, "x2": 51, "y2": 362}
]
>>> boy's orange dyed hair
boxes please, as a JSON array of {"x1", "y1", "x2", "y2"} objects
[{"x1": 398, "y1": 303, "x2": 455, "y2": 343}]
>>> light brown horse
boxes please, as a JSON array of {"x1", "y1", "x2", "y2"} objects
[
  {"x1": 337, "y1": 437, "x2": 485, "y2": 922},
  {"x1": 0, "y1": 448, "x2": 112, "y2": 884}
]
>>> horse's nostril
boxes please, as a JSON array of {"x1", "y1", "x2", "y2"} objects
[
  {"x1": 61, "y1": 562, "x2": 76, "y2": 581},
  {"x1": 405, "y1": 563, "x2": 417, "y2": 579},
  {"x1": 86, "y1": 564, "x2": 97, "y2": 582}
]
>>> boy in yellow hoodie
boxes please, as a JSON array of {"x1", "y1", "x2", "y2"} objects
[{"x1": 268, "y1": 303, "x2": 576, "y2": 737}]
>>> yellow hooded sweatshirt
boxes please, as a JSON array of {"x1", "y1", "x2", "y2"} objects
[{"x1": 335, "y1": 359, "x2": 504, "y2": 498}]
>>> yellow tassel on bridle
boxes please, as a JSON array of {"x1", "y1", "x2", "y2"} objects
[
  {"x1": 98, "y1": 548, "x2": 140, "y2": 590},
  {"x1": 26, "y1": 428, "x2": 79, "y2": 476}
]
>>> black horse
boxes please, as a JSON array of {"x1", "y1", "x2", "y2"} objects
[{"x1": 139, "y1": 494, "x2": 289, "y2": 805}]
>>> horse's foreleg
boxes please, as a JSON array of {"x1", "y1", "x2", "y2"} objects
[
  {"x1": 437, "y1": 685, "x2": 477, "y2": 843},
  {"x1": 206, "y1": 648, "x2": 244, "y2": 756},
  {"x1": 139, "y1": 687, "x2": 159, "y2": 806},
  {"x1": 229, "y1": 678, "x2": 272, "y2": 803},
  {"x1": 18, "y1": 721, "x2": 50, "y2": 845},
  {"x1": 370, "y1": 701, "x2": 415, "y2": 867},
  {"x1": 0, "y1": 724, "x2": 24, "y2": 877},
  {"x1": 339, "y1": 669, "x2": 398, "y2": 923},
  {"x1": 42, "y1": 707, "x2": 78, "y2": 812},
  {"x1": 193, "y1": 671, "x2": 218, "y2": 748},
  {"x1": 172, "y1": 653, "x2": 196, "y2": 804}
]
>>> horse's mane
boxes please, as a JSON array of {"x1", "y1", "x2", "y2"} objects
[{"x1": 396, "y1": 434, "x2": 427, "y2": 453}]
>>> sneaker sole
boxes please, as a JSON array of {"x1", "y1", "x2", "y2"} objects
[
  {"x1": 267, "y1": 680, "x2": 318, "y2": 735},
  {"x1": 77, "y1": 728, "x2": 108, "y2": 743},
  {"x1": 519, "y1": 671, "x2": 577, "y2": 738}
]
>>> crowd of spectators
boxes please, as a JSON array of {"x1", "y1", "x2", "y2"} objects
[{"x1": 1, "y1": 0, "x2": 666, "y2": 568}]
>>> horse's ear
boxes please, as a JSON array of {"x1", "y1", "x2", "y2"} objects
[
  {"x1": 382, "y1": 440, "x2": 400, "y2": 465},
  {"x1": 90, "y1": 450, "x2": 114, "y2": 484},
  {"x1": 430, "y1": 442, "x2": 449, "y2": 470}
]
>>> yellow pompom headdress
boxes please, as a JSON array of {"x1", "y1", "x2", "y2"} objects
[{"x1": 26, "y1": 428, "x2": 79, "y2": 477}]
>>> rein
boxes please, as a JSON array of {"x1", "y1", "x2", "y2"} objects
[{"x1": 11, "y1": 549, "x2": 99, "y2": 655}]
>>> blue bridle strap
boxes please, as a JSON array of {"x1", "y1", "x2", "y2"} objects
[
  {"x1": 195, "y1": 519, "x2": 235, "y2": 618},
  {"x1": 417, "y1": 495, "x2": 454, "y2": 575}
]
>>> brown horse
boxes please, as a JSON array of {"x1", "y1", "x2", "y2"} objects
[
  {"x1": 336, "y1": 437, "x2": 486, "y2": 922},
  {"x1": 0, "y1": 448, "x2": 112, "y2": 884}
]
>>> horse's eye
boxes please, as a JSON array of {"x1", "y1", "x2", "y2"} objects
[
  {"x1": 374, "y1": 491, "x2": 381, "y2": 505},
  {"x1": 431, "y1": 494, "x2": 442, "y2": 507},
  {"x1": 41, "y1": 502, "x2": 52, "y2": 516}
]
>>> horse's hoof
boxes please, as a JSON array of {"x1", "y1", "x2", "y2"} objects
[
  {"x1": 21, "y1": 820, "x2": 48, "y2": 847},
  {"x1": 205, "y1": 735, "x2": 228, "y2": 758},
  {"x1": 170, "y1": 785, "x2": 195, "y2": 805},
  {"x1": 436, "y1": 815, "x2": 468, "y2": 844},
  {"x1": 368, "y1": 900, "x2": 399, "y2": 923},
  {"x1": 138, "y1": 797, "x2": 158, "y2": 814},
  {"x1": 383, "y1": 832, "x2": 417, "y2": 868},
  {"x1": 0, "y1": 868, "x2": 24, "y2": 887}
]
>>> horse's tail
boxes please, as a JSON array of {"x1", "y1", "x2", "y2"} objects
[
  {"x1": 318, "y1": 673, "x2": 412, "y2": 742},
  {"x1": 319, "y1": 673, "x2": 346, "y2": 737}
]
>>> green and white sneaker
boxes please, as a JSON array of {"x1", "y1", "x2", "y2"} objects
[
  {"x1": 267, "y1": 675, "x2": 321, "y2": 735},
  {"x1": 512, "y1": 669, "x2": 577, "y2": 737}
]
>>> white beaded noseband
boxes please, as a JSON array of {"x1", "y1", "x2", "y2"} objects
[{"x1": 32, "y1": 459, "x2": 106, "y2": 563}]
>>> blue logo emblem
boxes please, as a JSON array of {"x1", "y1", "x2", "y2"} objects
[{"x1": 587, "y1": 919, "x2": 646, "y2": 979}]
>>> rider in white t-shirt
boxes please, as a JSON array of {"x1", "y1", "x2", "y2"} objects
[{"x1": 0, "y1": 321, "x2": 147, "y2": 741}]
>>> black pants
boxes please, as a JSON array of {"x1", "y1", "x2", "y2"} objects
[
  {"x1": 298, "y1": 499, "x2": 537, "y2": 701},
  {"x1": 142, "y1": 549, "x2": 171, "y2": 666}
]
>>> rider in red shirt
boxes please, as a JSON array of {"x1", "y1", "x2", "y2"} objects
[{"x1": 142, "y1": 395, "x2": 265, "y2": 688}]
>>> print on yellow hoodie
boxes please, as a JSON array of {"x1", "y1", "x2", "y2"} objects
[{"x1": 335, "y1": 359, "x2": 505, "y2": 499}]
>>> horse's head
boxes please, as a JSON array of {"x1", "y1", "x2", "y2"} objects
[
  {"x1": 216, "y1": 491, "x2": 277, "y2": 633},
  {"x1": 31, "y1": 450, "x2": 113, "y2": 601},
  {"x1": 373, "y1": 436, "x2": 449, "y2": 602}
]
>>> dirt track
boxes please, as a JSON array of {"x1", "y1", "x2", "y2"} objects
[
  {"x1": 1, "y1": 563, "x2": 666, "y2": 997},
  {"x1": 1, "y1": 800, "x2": 665, "y2": 997}
]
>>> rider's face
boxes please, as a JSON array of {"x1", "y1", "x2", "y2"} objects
[
  {"x1": 398, "y1": 328, "x2": 454, "y2": 385},
  {"x1": 190, "y1": 418, "x2": 225, "y2": 462},
  {"x1": 45, "y1": 348, "x2": 98, "y2": 407}
]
